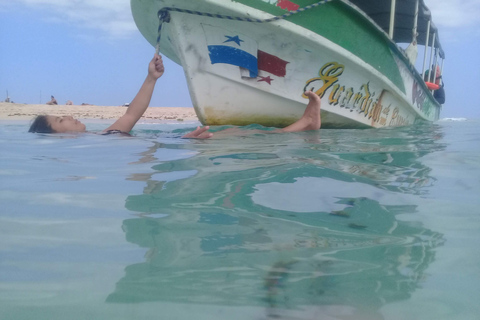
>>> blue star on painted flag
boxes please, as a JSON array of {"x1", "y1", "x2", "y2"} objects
[{"x1": 223, "y1": 35, "x2": 244, "y2": 46}]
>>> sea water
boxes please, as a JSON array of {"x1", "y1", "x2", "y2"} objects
[{"x1": 0, "y1": 118, "x2": 479, "y2": 320}]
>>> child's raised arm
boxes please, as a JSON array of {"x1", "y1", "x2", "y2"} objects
[{"x1": 104, "y1": 54, "x2": 164, "y2": 133}]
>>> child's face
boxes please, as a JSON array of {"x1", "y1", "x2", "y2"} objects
[{"x1": 47, "y1": 115, "x2": 86, "y2": 133}]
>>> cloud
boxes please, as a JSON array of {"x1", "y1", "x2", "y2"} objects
[
  {"x1": 424, "y1": 0, "x2": 480, "y2": 28},
  {"x1": 423, "y1": 0, "x2": 480, "y2": 42},
  {"x1": 4, "y1": 0, "x2": 479, "y2": 40},
  {"x1": 4, "y1": 0, "x2": 138, "y2": 39}
]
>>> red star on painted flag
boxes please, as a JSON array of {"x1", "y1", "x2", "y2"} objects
[{"x1": 257, "y1": 76, "x2": 274, "y2": 85}]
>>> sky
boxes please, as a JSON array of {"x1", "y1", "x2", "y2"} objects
[{"x1": 1, "y1": 0, "x2": 479, "y2": 118}]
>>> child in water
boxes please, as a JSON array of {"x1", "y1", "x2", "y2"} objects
[{"x1": 29, "y1": 54, "x2": 321, "y2": 137}]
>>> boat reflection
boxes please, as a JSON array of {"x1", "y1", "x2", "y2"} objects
[{"x1": 108, "y1": 123, "x2": 446, "y2": 318}]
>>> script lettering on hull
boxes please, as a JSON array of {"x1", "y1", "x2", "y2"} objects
[{"x1": 302, "y1": 62, "x2": 410, "y2": 126}]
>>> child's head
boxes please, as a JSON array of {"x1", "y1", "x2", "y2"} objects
[{"x1": 29, "y1": 115, "x2": 86, "y2": 133}]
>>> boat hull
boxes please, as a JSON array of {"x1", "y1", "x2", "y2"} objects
[{"x1": 131, "y1": 0, "x2": 441, "y2": 128}]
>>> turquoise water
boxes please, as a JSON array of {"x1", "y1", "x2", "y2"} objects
[{"x1": 1, "y1": 119, "x2": 479, "y2": 320}]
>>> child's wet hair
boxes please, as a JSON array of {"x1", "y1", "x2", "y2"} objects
[{"x1": 29, "y1": 115, "x2": 54, "y2": 133}]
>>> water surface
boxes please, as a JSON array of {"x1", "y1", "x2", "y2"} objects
[{"x1": 1, "y1": 119, "x2": 479, "y2": 320}]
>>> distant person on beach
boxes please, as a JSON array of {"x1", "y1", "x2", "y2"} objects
[
  {"x1": 29, "y1": 54, "x2": 321, "y2": 137},
  {"x1": 46, "y1": 96, "x2": 58, "y2": 105}
]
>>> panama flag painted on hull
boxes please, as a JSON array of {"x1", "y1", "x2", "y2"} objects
[
  {"x1": 276, "y1": 0, "x2": 300, "y2": 11},
  {"x1": 257, "y1": 0, "x2": 300, "y2": 11},
  {"x1": 256, "y1": 50, "x2": 289, "y2": 85},
  {"x1": 203, "y1": 24, "x2": 259, "y2": 77}
]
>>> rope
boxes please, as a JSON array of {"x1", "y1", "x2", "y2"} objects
[{"x1": 155, "y1": 0, "x2": 335, "y2": 54}]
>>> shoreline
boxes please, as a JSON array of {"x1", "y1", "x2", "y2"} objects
[{"x1": 0, "y1": 102, "x2": 199, "y2": 122}]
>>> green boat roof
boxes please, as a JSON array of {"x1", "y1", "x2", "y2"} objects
[{"x1": 348, "y1": 0, "x2": 445, "y2": 58}]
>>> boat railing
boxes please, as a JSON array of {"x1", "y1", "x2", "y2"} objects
[{"x1": 381, "y1": 0, "x2": 444, "y2": 95}]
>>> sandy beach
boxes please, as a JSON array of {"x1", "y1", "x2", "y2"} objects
[{"x1": 0, "y1": 102, "x2": 199, "y2": 122}]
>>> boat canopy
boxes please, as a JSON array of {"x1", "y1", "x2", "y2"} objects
[{"x1": 348, "y1": 0, "x2": 444, "y2": 58}]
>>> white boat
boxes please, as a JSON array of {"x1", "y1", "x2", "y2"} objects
[{"x1": 131, "y1": 0, "x2": 445, "y2": 128}]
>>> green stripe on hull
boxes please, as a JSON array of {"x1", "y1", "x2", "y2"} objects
[{"x1": 234, "y1": 0, "x2": 405, "y2": 93}]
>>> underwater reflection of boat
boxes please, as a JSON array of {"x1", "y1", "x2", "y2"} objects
[
  {"x1": 110, "y1": 124, "x2": 445, "y2": 315},
  {"x1": 108, "y1": 202, "x2": 443, "y2": 315}
]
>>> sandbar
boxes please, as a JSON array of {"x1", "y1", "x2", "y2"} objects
[{"x1": 0, "y1": 102, "x2": 199, "y2": 122}]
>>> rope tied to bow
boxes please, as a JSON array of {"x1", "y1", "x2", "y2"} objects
[{"x1": 155, "y1": 0, "x2": 335, "y2": 54}]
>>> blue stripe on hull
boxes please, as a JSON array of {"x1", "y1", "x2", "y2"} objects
[{"x1": 208, "y1": 45, "x2": 258, "y2": 77}]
